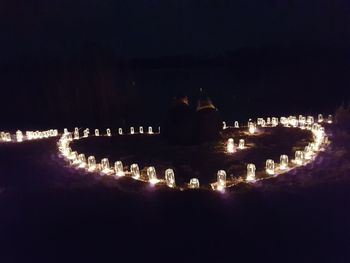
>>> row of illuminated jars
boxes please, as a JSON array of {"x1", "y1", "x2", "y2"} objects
[
  {"x1": 0, "y1": 129, "x2": 59, "y2": 142},
  {"x1": 64, "y1": 126, "x2": 161, "y2": 140},
  {"x1": 255, "y1": 114, "x2": 332, "y2": 129}
]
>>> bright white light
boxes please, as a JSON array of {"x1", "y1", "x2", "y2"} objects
[
  {"x1": 130, "y1": 127, "x2": 135, "y2": 135},
  {"x1": 78, "y1": 154, "x2": 87, "y2": 168},
  {"x1": 147, "y1": 166, "x2": 158, "y2": 184},
  {"x1": 327, "y1": 114, "x2": 333, "y2": 124},
  {"x1": 130, "y1": 163, "x2": 140, "y2": 179},
  {"x1": 248, "y1": 123, "x2": 256, "y2": 134},
  {"x1": 318, "y1": 114, "x2": 324, "y2": 123},
  {"x1": 246, "y1": 163, "x2": 256, "y2": 182},
  {"x1": 227, "y1": 138, "x2": 235, "y2": 153},
  {"x1": 87, "y1": 156, "x2": 97, "y2": 172},
  {"x1": 74, "y1": 127, "x2": 79, "y2": 140},
  {"x1": 118, "y1": 128, "x2": 123, "y2": 135},
  {"x1": 148, "y1": 126, "x2": 153, "y2": 134},
  {"x1": 234, "y1": 121, "x2": 239, "y2": 128},
  {"x1": 238, "y1": 139, "x2": 245, "y2": 149},
  {"x1": 265, "y1": 159, "x2": 275, "y2": 175},
  {"x1": 139, "y1": 126, "x2": 144, "y2": 134},
  {"x1": 217, "y1": 170, "x2": 226, "y2": 191},
  {"x1": 16, "y1": 130, "x2": 23, "y2": 142},
  {"x1": 165, "y1": 169, "x2": 175, "y2": 188},
  {"x1": 189, "y1": 178, "x2": 200, "y2": 189},
  {"x1": 222, "y1": 121, "x2": 227, "y2": 129},
  {"x1": 83, "y1": 128, "x2": 89, "y2": 137},
  {"x1": 307, "y1": 116, "x2": 314, "y2": 125},
  {"x1": 294, "y1": 151, "x2": 304, "y2": 165},
  {"x1": 106, "y1": 128, "x2": 111, "y2": 136},
  {"x1": 101, "y1": 158, "x2": 112, "y2": 174},
  {"x1": 279, "y1": 155, "x2": 289, "y2": 170},
  {"x1": 95, "y1": 129, "x2": 100, "y2": 137},
  {"x1": 303, "y1": 146, "x2": 313, "y2": 160},
  {"x1": 114, "y1": 161, "x2": 125, "y2": 177},
  {"x1": 271, "y1": 117, "x2": 278, "y2": 127}
]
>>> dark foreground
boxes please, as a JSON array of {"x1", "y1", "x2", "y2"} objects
[{"x1": 1, "y1": 127, "x2": 350, "y2": 262}]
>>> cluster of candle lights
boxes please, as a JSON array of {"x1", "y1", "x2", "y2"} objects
[
  {"x1": 0, "y1": 129, "x2": 59, "y2": 142},
  {"x1": 0, "y1": 114, "x2": 330, "y2": 191},
  {"x1": 55, "y1": 114, "x2": 331, "y2": 192}
]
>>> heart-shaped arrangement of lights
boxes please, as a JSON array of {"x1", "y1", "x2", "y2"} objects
[{"x1": 56, "y1": 114, "x2": 331, "y2": 192}]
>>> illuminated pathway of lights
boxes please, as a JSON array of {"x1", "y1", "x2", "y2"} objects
[{"x1": 52, "y1": 113, "x2": 331, "y2": 192}]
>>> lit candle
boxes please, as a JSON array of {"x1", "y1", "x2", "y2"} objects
[
  {"x1": 279, "y1": 155, "x2": 289, "y2": 170},
  {"x1": 165, "y1": 169, "x2": 175, "y2": 188},
  {"x1": 130, "y1": 127, "x2": 135, "y2": 135},
  {"x1": 294, "y1": 151, "x2": 304, "y2": 165},
  {"x1": 101, "y1": 158, "x2": 112, "y2": 174},
  {"x1": 227, "y1": 138, "x2": 235, "y2": 153},
  {"x1": 87, "y1": 156, "x2": 97, "y2": 172},
  {"x1": 95, "y1": 129, "x2": 100, "y2": 137},
  {"x1": 327, "y1": 114, "x2": 333, "y2": 124},
  {"x1": 246, "y1": 163, "x2": 256, "y2": 182},
  {"x1": 139, "y1": 126, "x2": 144, "y2": 134},
  {"x1": 16, "y1": 130, "x2": 23, "y2": 142},
  {"x1": 114, "y1": 161, "x2": 125, "y2": 177},
  {"x1": 265, "y1": 159, "x2": 275, "y2": 175},
  {"x1": 83, "y1": 128, "x2": 89, "y2": 137},
  {"x1": 130, "y1": 163, "x2": 140, "y2": 179},
  {"x1": 318, "y1": 114, "x2": 324, "y2": 123},
  {"x1": 74, "y1": 127, "x2": 79, "y2": 140},
  {"x1": 238, "y1": 139, "x2": 245, "y2": 149},
  {"x1": 189, "y1": 178, "x2": 200, "y2": 189},
  {"x1": 106, "y1": 128, "x2": 111, "y2": 136},
  {"x1": 148, "y1": 126, "x2": 153, "y2": 134},
  {"x1": 78, "y1": 154, "x2": 87, "y2": 168},
  {"x1": 118, "y1": 128, "x2": 123, "y2": 135},
  {"x1": 234, "y1": 121, "x2": 239, "y2": 128},
  {"x1": 217, "y1": 170, "x2": 226, "y2": 191},
  {"x1": 147, "y1": 166, "x2": 158, "y2": 185}
]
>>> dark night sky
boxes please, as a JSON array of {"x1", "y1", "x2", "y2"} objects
[
  {"x1": 0, "y1": 0, "x2": 349, "y2": 128},
  {"x1": 1, "y1": 0, "x2": 350, "y2": 62}
]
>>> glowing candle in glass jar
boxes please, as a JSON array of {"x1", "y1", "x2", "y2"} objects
[
  {"x1": 114, "y1": 161, "x2": 125, "y2": 177},
  {"x1": 265, "y1": 159, "x2": 275, "y2": 175},
  {"x1": 16, "y1": 130, "x2": 23, "y2": 142},
  {"x1": 279, "y1": 155, "x2": 289, "y2": 170},
  {"x1": 189, "y1": 178, "x2": 200, "y2": 189},
  {"x1": 118, "y1": 128, "x2": 123, "y2": 135},
  {"x1": 165, "y1": 169, "x2": 175, "y2": 188},
  {"x1": 130, "y1": 163, "x2": 140, "y2": 179},
  {"x1": 95, "y1": 129, "x2": 100, "y2": 137},
  {"x1": 217, "y1": 170, "x2": 226, "y2": 191},
  {"x1": 234, "y1": 121, "x2": 239, "y2": 128},
  {"x1": 147, "y1": 166, "x2": 158, "y2": 185},
  {"x1": 227, "y1": 138, "x2": 235, "y2": 153},
  {"x1": 294, "y1": 151, "x2": 304, "y2": 165},
  {"x1": 148, "y1": 126, "x2": 153, "y2": 134},
  {"x1": 78, "y1": 154, "x2": 87, "y2": 168},
  {"x1": 139, "y1": 126, "x2": 144, "y2": 134},
  {"x1": 318, "y1": 114, "x2": 324, "y2": 123},
  {"x1": 74, "y1": 128, "x2": 79, "y2": 140},
  {"x1": 130, "y1": 127, "x2": 135, "y2": 135},
  {"x1": 238, "y1": 139, "x2": 245, "y2": 149},
  {"x1": 101, "y1": 158, "x2": 112, "y2": 174},
  {"x1": 246, "y1": 164, "x2": 256, "y2": 182},
  {"x1": 106, "y1": 128, "x2": 111, "y2": 136},
  {"x1": 83, "y1": 128, "x2": 89, "y2": 137},
  {"x1": 327, "y1": 114, "x2": 333, "y2": 124},
  {"x1": 87, "y1": 156, "x2": 97, "y2": 172}
]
